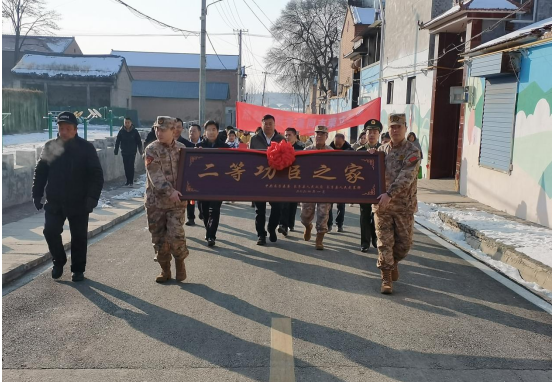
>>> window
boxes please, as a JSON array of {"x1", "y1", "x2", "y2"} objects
[
  {"x1": 406, "y1": 76, "x2": 416, "y2": 104},
  {"x1": 479, "y1": 76, "x2": 517, "y2": 173},
  {"x1": 386, "y1": 81, "x2": 394, "y2": 104}
]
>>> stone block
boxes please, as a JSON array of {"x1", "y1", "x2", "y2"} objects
[
  {"x1": 15, "y1": 150, "x2": 36, "y2": 167},
  {"x1": 3, "y1": 153, "x2": 14, "y2": 172}
]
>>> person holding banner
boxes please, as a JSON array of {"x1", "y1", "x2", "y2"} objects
[
  {"x1": 144, "y1": 116, "x2": 189, "y2": 283},
  {"x1": 301, "y1": 125, "x2": 333, "y2": 250},
  {"x1": 373, "y1": 113, "x2": 421, "y2": 294},
  {"x1": 196, "y1": 120, "x2": 230, "y2": 247},
  {"x1": 357, "y1": 119, "x2": 382, "y2": 253},
  {"x1": 249, "y1": 115, "x2": 285, "y2": 245},
  {"x1": 278, "y1": 127, "x2": 304, "y2": 236}
]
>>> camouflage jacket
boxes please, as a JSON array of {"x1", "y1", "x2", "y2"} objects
[
  {"x1": 145, "y1": 140, "x2": 187, "y2": 209},
  {"x1": 374, "y1": 139, "x2": 420, "y2": 214}
]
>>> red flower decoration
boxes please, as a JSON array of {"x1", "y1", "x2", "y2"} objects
[{"x1": 267, "y1": 140, "x2": 296, "y2": 170}]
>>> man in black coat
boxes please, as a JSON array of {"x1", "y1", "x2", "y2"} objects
[
  {"x1": 278, "y1": 127, "x2": 304, "y2": 236},
  {"x1": 358, "y1": 119, "x2": 382, "y2": 252},
  {"x1": 248, "y1": 114, "x2": 285, "y2": 245},
  {"x1": 114, "y1": 117, "x2": 143, "y2": 186},
  {"x1": 328, "y1": 133, "x2": 352, "y2": 232},
  {"x1": 32, "y1": 111, "x2": 104, "y2": 281}
]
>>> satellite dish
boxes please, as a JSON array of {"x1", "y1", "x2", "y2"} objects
[
  {"x1": 93, "y1": 108, "x2": 102, "y2": 118},
  {"x1": 74, "y1": 111, "x2": 83, "y2": 118}
]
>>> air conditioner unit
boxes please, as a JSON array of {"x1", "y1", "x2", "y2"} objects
[{"x1": 450, "y1": 86, "x2": 473, "y2": 104}]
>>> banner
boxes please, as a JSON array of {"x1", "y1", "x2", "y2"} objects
[
  {"x1": 176, "y1": 149, "x2": 386, "y2": 204},
  {"x1": 236, "y1": 98, "x2": 381, "y2": 135}
]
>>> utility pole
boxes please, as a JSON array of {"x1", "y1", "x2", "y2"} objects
[
  {"x1": 261, "y1": 71, "x2": 268, "y2": 106},
  {"x1": 377, "y1": 0, "x2": 385, "y2": 99},
  {"x1": 199, "y1": 0, "x2": 207, "y2": 124},
  {"x1": 235, "y1": 29, "x2": 248, "y2": 103}
]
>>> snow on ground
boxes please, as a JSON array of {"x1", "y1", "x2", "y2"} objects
[
  {"x1": 111, "y1": 175, "x2": 146, "y2": 201},
  {"x1": 415, "y1": 202, "x2": 552, "y2": 299},
  {"x1": 2, "y1": 125, "x2": 114, "y2": 153}
]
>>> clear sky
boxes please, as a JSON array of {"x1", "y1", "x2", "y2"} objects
[{"x1": 2, "y1": 0, "x2": 290, "y2": 92}]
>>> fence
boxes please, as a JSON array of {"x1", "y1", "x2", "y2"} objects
[{"x1": 2, "y1": 88, "x2": 47, "y2": 134}]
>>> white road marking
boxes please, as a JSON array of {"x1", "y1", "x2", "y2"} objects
[{"x1": 269, "y1": 317, "x2": 295, "y2": 382}]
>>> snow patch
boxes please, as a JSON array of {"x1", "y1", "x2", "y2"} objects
[
  {"x1": 12, "y1": 54, "x2": 124, "y2": 78},
  {"x1": 416, "y1": 202, "x2": 552, "y2": 299}
]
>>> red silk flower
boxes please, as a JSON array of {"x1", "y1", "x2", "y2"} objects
[{"x1": 267, "y1": 140, "x2": 296, "y2": 171}]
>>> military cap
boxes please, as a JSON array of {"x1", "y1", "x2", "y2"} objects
[
  {"x1": 364, "y1": 118, "x2": 382, "y2": 132},
  {"x1": 153, "y1": 116, "x2": 175, "y2": 129},
  {"x1": 56, "y1": 111, "x2": 78, "y2": 126},
  {"x1": 389, "y1": 113, "x2": 406, "y2": 127},
  {"x1": 314, "y1": 125, "x2": 328, "y2": 133}
]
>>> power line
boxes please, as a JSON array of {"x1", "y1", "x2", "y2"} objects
[
  {"x1": 242, "y1": 0, "x2": 279, "y2": 41},
  {"x1": 110, "y1": 0, "x2": 199, "y2": 36},
  {"x1": 206, "y1": 32, "x2": 229, "y2": 70},
  {"x1": 251, "y1": 0, "x2": 275, "y2": 27}
]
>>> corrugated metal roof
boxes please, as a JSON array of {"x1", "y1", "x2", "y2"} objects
[
  {"x1": 111, "y1": 50, "x2": 239, "y2": 70},
  {"x1": 423, "y1": 0, "x2": 519, "y2": 28},
  {"x1": 132, "y1": 80, "x2": 230, "y2": 100},
  {"x1": 2, "y1": 35, "x2": 75, "y2": 53}
]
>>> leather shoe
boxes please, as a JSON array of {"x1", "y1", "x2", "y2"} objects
[
  {"x1": 360, "y1": 246, "x2": 368, "y2": 253},
  {"x1": 257, "y1": 236, "x2": 266, "y2": 246},
  {"x1": 268, "y1": 228, "x2": 277, "y2": 242},
  {"x1": 51, "y1": 265, "x2": 63, "y2": 279},
  {"x1": 337, "y1": 225, "x2": 344, "y2": 233},
  {"x1": 277, "y1": 225, "x2": 288, "y2": 237},
  {"x1": 207, "y1": 238, "x2": 216, "y2": 247},
  {"x1": 71, "y1": 272, "x2": 85, "y2": 282},
  {"x1": 185, "y1": 220, "x2": 195, "y2": 226}
]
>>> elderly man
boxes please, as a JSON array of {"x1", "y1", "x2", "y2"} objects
[
  {"x1": 301, "y1": 125, "x2": 333, "y2": 250},
  {"x1": 32, "y1": 111, "x2": 104, "y2": 281},
  {"x1": 374, "y1": 114, "x2": 421, "y2": 294},
  {"x1": 249, "y1": 114, "x2": 285, "y2": 245}
]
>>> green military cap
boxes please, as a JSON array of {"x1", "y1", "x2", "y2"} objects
[
  {"x1": 389, "y1": 113, "x2": 406, "y2": 127},
  {"x1": 364, "y1": 119, "x2": 382, "y2": 132},
  {"x1": 154, "y1": 116, "x2": 175, "y2": 129},
  {"x1": 314, "y1": 125, "x2": 328, "y2": 133}
]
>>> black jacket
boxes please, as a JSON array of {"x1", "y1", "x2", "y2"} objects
[
  {"x1": 330, "y1": 141, "x2": 353, "y2": 151},
  {"x1": 177, "y1": 136, "x2": 197, "y2": 148},
  {"x1": 144, "y1": 127, "x2": 156, "y2": 150},
  {"x1": 292, "y1": 142, "x2": 304, "y2": 151},
  {"x1": 196, "y1": 138, "x2": 230, "y2": 149},
  {"x1": 249, "y1": 131, "x2": 285, "y2": 150},
  {"x1": 32, "y1": 135, "x2": 104, "y2": 216},
  {"x1": 115, "y1": 125, "x2": 143, "y2": 156}
]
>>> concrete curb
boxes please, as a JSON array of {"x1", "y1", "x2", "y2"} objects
[
  {"x1": 2, "y1": 204, "x2": 145, "y2": 286},
  {"x1": 437, "y1": 211, "x2": 552, "y2": 291}
]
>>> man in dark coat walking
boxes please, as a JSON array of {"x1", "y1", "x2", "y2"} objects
[
  {"x1": 32, "y1": 111, "x2": 104, "y2": 281},
  {"x1": 278, "y1": 127, "x2": 303, "y2": 236},
  {"x1": 328, "y1": 133, "x2": 352, "y2": 232},
  {"x1": 114, "y1": 117, "x2": 143, "y2": 186},
  {"x1": 248, "y1": 114, "x2": 285, "y2": 245}
]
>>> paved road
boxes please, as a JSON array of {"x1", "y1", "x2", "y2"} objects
[{"x1": 3, "y1": 203, "x2": 552, "y2": 381}]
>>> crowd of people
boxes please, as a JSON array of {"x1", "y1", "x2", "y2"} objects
[{"x1": 32, "y1": 110, "x2": 421, "y2": 295}]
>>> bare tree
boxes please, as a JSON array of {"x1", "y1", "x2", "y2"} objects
[
  {"x1": 2, "y1": 0, "x2": 61, "y2": 66},
  {"x1": 280, "y1": 64, "x2": 314, "y2": 113},
  {"x1": 266, "y1": 0, "x2": 346, "y2": 99}
]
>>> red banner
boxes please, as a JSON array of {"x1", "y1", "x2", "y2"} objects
[{"x1": 236, "y1": 98, "x2": 381, "y2": 135}]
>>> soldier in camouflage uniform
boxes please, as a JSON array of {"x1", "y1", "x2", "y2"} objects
[
  {"x1": 301, "y1": 126, "x2": 333, "y2": 250},
  {"x1": 373, "y1": 113, "x2": 420, "y2": 294},
  {"x1": 145, "y1": 116, "x2": 189, "y2": 283}
]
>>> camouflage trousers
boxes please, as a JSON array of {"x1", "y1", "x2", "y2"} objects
[
  {"x1": 374, "y1": 212, "x2": 414, "y2": 270},
  {"x1": 146, "y1": 206, "x2": 189, "y2": 263},
  {"x1": 301, "y1": 203, "x2": 331, "y2": 234}
]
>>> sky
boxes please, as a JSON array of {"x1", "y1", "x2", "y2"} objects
[{"x1": 2, "y1": 0, "x2": 290, "y2": 92}]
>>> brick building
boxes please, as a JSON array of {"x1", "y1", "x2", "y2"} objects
[{"x1": 112, "y1": 50, "x2": 238, "y2": 126}]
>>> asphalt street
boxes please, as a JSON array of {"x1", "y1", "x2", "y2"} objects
[{"x1": 3, "y1": 203, "x2": 552, "y2": 381}]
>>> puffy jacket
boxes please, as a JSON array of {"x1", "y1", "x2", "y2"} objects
[
  {"x1": 115, "y1": 125, "x2": 143, "y2": 156},
  {"x1": 32, "y1": 135, "x2": 104, "y2": 216}
]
